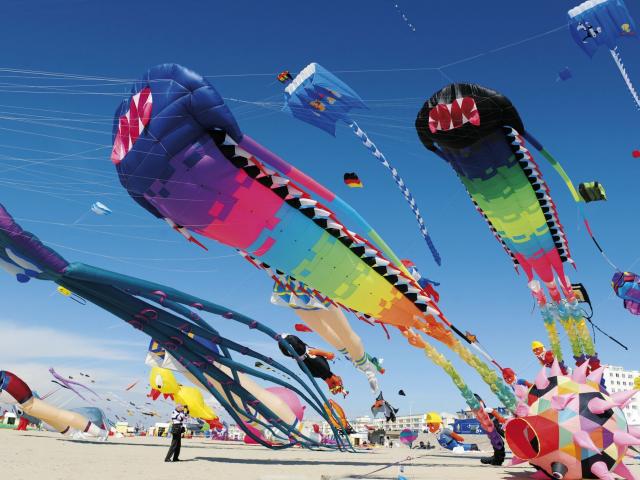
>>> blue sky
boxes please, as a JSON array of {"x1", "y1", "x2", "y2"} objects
[{"x1": 0, "y1": 0, "x2": 638, "y2": 422}]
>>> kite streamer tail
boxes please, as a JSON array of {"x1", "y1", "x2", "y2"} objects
[
  {"x1": 410, "y1": 315, "x2": 516, "y2": 411},
  {"x1": 348, "y1": 120, "x2": 442, "y2": 266},
  {"x1": 448, "y1": 339, "x2": 517, "y2": 412},
  {"x1": 409, "y1": 315, "x2": 517, "y2": 411},
  {"x1": 554, "y1": 303, "x2": 586, "y2": 360},
  {"x1": 567, "y1": 301, "x2": 596, "y2": 358},
  {"x1": 539, "y1": 304, "x2": 564, "y2": 363},
  {"x1": 422, "y1": 341, "x2": 504, "y2": 450},
  {"x1": 610, "y1": 47, "x2": 640, "y2": 110}
]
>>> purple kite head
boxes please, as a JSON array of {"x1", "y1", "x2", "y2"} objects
[
  {"x1": 0, "y1": 203, "x2": 69, "y2": 282},
  {"x1": 612, "y1": 271, "x2": 640, "y2": 315},
  {"x1": 111, "y1": 63, "x2": 243, "y2": 220}
]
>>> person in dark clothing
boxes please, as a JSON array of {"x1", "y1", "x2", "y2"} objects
[
  {"x1": 474, "y1": 394, "x2": 506, "y2": 466},
  {"x1": 279, "y1": 334, "x2": 346, "y2": 396},
  {"x1": 165, "y1": 404, "x2": 186, "y2": 462}
]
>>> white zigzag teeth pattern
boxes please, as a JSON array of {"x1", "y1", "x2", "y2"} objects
[
  {"x1": 506, "y1": 128, "x2": 572, "y2": 261},
  {"x1": 212, "y1": 131, "x2": 443, "y2": 319}
]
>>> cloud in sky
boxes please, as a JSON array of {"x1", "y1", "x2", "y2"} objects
[
  {"x1": 0, "y1": 320, "x2": 145, "y2": 362},
  {"x1": 0, "y1": 319, "x2": 151, "y2": 401}
]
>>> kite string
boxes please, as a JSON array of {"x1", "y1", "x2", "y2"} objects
[{"x1": 0, "y1": 22, "x2": 566, "y2": 86}]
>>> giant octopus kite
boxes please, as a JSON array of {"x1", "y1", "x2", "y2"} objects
[{"x1": 0, "y1": 202, "x2": 347, "y2": 450}]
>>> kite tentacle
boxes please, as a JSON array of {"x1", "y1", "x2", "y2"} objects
[
  {"x1": 58, "y1": 276, "x2": 351, "y2": 451},
  {"x1": 49, "y1": 368, "x2": 99, "y2": 401},
  {"x1": 348, "y1": 120, "x2": 441, "y2": 265},
  {"x1": 136, "y1": 291, "x2": 311, "y2": 434},
  {"x1": 70, "y1": 264, "x2": 344, "y2": 418},
  {"x1": 421, "y1": 340, "x2": 499, "y2": 437},
  {"x1": 105, "y1": 274, "x2": 344, "y2": 422}
]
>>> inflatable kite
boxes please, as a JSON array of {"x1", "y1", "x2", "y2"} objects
[
  {"x1": 578, "y1": 182, "x2": 607, "y2": 203},
  {"x1": 425, "y1": 412, "x2": 478, "y2": 452},
  {"x1": 112, "y1": 63, "x2": 390, "y2": 393},
  {"x1": 49, "y1": 368, "x2": 99, "y2": 401},
  {"x1": 371, "y1": 392, "x2": 398, "y2": 423},
  {"x1": 91, "y1": 202, "x2": 112, "y2": 216},
  {"x1": 110, "y1": 64, "x2": 518, "y2": 454},
  {"x1": 125, "y1": 380, "x2": 139, "y2": 391},
  {"x1": 147, "y1": 366, "x2": 223, "y2": 430},
  {"x1": 280, "y1": 62, "x2": 441, "y2": 265},
  {"x1": 505, "y1": 360, "x2": 640, "y2": 480},
  {"x1": 278, "y1": 334, "x2": 346, "y2": 396},
  {"x1": 0, "y1": 202, "x2": 348, "y2": 450},
  {"x1": 569, "y1": 0, "x2": 640, "y2": 110},
  {"x1": 612, "y1": 271, "x2": 640, "y2": 315},
  {"x1": 557, "y1": 67, "x2": 573, "y2": 82},
  {"x1": 399, "y1": 428, "x2": 418, "y2": 446},
  {"x1": 0, "y1": 370, "x2": 108, "y2": 439},
  {"x1": 269, "y1": 277, "x2": 381, "y2": 392},
  {"x1": 242, "y1": 386, "x2": 307, "y2": 445},
  {"x1": 416, "y1": 83, "x2": 600, "y2": 369}
]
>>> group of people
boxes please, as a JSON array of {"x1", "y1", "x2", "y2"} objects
[{"x1": 162, "y1": 341, "x2": 572, "y2": 465}]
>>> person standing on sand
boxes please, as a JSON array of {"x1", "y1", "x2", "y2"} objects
[{"x1": 165, "y1": 404, "x2": 187, "y2": 462}]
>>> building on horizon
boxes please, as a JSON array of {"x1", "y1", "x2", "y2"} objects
[{"x1": 604, "y1": 365, "x2": 640, "y2": 426}]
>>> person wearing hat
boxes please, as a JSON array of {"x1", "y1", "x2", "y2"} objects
[
  {"x1": 425, "y1": 412, "x2": 478, "y2": 452},
  {"x1": 474, "y1": 394, "x2": 506, "y2": 466},
  {"x1": 165, "y1": 404, "x2": 187, "y2": 462},
  {"x1": 531, "y1": 340, "x2": 568, "y2": 374}
]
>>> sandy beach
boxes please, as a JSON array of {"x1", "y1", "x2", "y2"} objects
[{"x1": 2, "y1": 430, "x2": 638, "y2": 480}]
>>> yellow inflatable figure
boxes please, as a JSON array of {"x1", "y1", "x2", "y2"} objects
[
  {"x1": 148, "y1": 367, "x2": 223, "y2": 430},
  {"x1": 146, "y1": 342, "x2": 301, "y2": 439}
]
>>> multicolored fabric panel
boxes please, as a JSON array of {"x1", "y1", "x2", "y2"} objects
[
  {"x1": 439, "y1": 128, "x2": 570, "y2": 285},
  {"x1": 271, "y1": 276, "x2": 332, "y2": 311},
  {"x1": 138, "y1": 128, "x2": 431, "y2": 327},
  {"x1": 612, "y1": 271, "x2": 640, "y2": 315}
]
